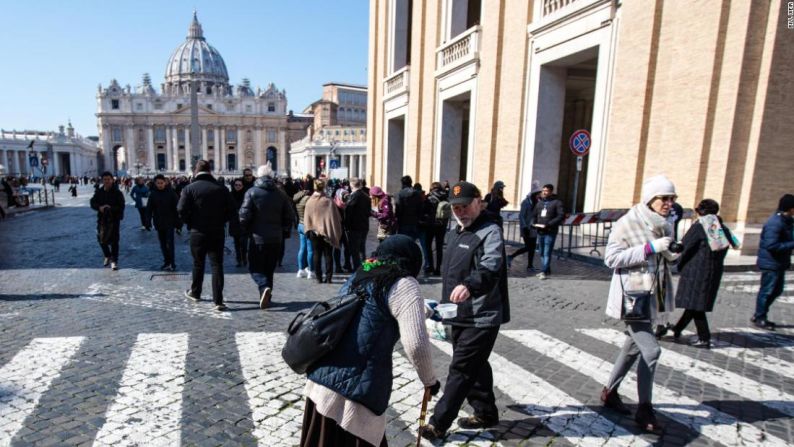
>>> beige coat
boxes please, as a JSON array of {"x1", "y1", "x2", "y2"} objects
[{"x1": 304, "y1": 193, "x2": 343, "y2": 248}]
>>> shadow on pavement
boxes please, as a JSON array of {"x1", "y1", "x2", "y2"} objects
[{"x1": 0, "y1": 293, "x2": 103, "y2": 302}]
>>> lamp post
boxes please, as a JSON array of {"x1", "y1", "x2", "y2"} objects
[{"x1": 134, "y1": 162, "x2": 143, "y2": 176}]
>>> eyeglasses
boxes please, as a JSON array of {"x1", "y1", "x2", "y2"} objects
[{"x1": 657, "y1": 195, "x2": 677, "y2": 202}]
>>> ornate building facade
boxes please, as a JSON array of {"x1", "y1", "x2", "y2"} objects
[
  {"x1": 0, "y1": 123, "x2": 100, "y2": 177},
  {"x1": 289, "y1": 83, "x2": 368, "y2": 179},
  {"x1": 368, "y1": 0, "x2": 792, "y2": 254},
  {"x1": 96, "y1": 13, "x2": 302, "y2": 176}
]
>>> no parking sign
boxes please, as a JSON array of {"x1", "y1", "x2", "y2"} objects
[{"x1": 569, "y1": 129, "x2": 591, "y2": 157}]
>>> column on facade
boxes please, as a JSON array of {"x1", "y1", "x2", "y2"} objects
[
  {"x1": 325, "y1": 152, "x2": 330, "y2": 178},
  {"x1": 171, "y1": 127, "x2": 179, "y2": 171},
  {"x1": 165, "y1": 128, "x2": 172, "y2": 171},
  {"x1": 278, "y1": 129, "x2": 286, "y2": 175},
  {"x1": 125, "y1": 126, "x2": 136, "y2": 173},
  {"x1": 254, "y1": 127, "x2": 263, "y2": 168},
  {"x1": 236, "y1": 128, "x2": 244, "y2": 171},
  {"x1": 51, "y1": 150, "x2": 60, "y2": 177},
  {"x1": 147, "y1": 127, "x2": 155, "y2": 171},
  {"x1": 215, "y1": 127, "x2": 224, "y2": 172},
  {"x1": 201, "y1": 127, "x2": 209, "y2": 164},
  {"x1": 184, "y1": 128, "x2": 191, "y2": 165},
  {"x1": 360, "y1": 155, "x2": 366, "y2": 178},
  {"x1": 12, "y1": 150, "x2": 20, "y2": 175},
  {"x1": 0, "y1": 149, "x2": 5, "y2": 173},
  {"x1": 101, "y1": 127, "x2": 111, "y2": 172}
]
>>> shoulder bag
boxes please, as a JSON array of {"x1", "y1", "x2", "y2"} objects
[{"x1": 619, "y1": 258, "x2": 660, "y2": 322}]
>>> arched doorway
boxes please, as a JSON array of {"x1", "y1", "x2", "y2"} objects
[{"x1": 266, "y1": 146, "x2": 278, "y2": 172}]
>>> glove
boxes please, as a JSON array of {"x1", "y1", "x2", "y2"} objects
[
  {"x1": 648, "y1": 237, "x2": 672, "y2": 254},
  {"x1": 428, "y1": 380, "x2": 441, "y2": 396}
]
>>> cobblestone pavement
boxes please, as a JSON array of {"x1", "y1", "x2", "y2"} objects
[{"x1": 0, "y1": 185, "x2": 793, "y2": 446}]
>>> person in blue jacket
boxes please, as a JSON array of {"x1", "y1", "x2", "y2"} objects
[
  {"x1": 130, "y1": 177, "x2": 151, "y2": 231},
  {"x1": 752, "y1": 194, "x2": 794, "y2": 329}
]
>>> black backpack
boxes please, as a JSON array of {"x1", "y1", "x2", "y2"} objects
[{"x1": 281, "y1": 291, "x2": 365, "y2": 374}]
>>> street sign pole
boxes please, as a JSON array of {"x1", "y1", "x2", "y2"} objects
[{"x1": 567, "y1": 130, "x2": 590, "y2": 257}]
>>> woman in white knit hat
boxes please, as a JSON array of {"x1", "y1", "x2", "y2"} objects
[{"x1": 599, "y1": 175, "x2": 679, "y2": 432}]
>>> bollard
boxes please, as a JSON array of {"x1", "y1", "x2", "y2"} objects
[{"x1": 44, "y1": 188, "x2": 49, "y2": 206}]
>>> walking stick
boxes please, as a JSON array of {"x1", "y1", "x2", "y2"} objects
[{"x1": 416, "y1": 386, "x2": 432, "y2": 447}]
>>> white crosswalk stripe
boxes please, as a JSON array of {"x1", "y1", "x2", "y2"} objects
[
  {"x1": 235, "y1": 332, "x2": 305, "y2": 447},
  {"x1": 721, "y1": 272, "x2": 793, "y2": 302},
  {"x1": 504, "y1": 330, "x2": 787, "y2": 446},
  {"x1": 93, "y1": 333, "x2": 189, "y2": 446},
  {"x1": 429, "y1": 338, "x2": 651, "y2": 447},
  {"x1": 580, "y1": 328, "x2": 794, "y2": 418},
  {"x1": 0, "y1": 337, "x2": 84, "y2": 447},
  {"x1": 719, "y1": 327, "x2": 794, "y2": 354},
  {"x1": 676, "y1": 329, "x2": 794, "y2": 382}
]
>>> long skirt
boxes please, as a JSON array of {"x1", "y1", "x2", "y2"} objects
[{"x1": 299, "y1": 398, "x2": 387, "y2": 447}]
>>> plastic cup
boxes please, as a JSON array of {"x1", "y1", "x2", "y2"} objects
[{"x1": 436, "y1": 303, "x2": 458, "y2": 319}]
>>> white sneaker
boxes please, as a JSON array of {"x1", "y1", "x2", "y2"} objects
[
  {"x1": 103, "y1": 257, "x2": 110, "y2": 267},
  {"x1": 306, "y1": 270, "x2": 316, "y2": 280},
  {"x1": 296, "y1": 268, "x2": 307, "y2": 278},
  {"x1": 537, "y1": 272, "x2": 546, "y2": 280},
  {"x1": 111, "y1": 262, "x2": 118, "y2": 271}
]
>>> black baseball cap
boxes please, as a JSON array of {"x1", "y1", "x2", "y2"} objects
[{"x1": 449, "y1": 181, "x2": 481, "y2": 205}]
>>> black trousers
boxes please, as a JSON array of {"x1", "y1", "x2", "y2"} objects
[
  {"x1": 137, "y1": 207, "x2": 151, "y2": 229},
  {"x1": 157, "y1": 227, "x2": 175, "y2": 266},
  {"x1": 333, "y1": 231, "x2": 352, "y2": 272},
  {"x1": 233, "y1": 233, "x2": 250, "y2": 264},
  {"x1": 509, "y1": 228, "x2": 537, "y2": 267},
  {"x1": 97, "y1": 223, "x2": 120, "y2": 262},
  {"x1": 346, "y1": 229, "x2": 368, "y2": 270},
  {"x1": 424, "y1": 226, "x2": 446, "y2": 273},
  {"x1": 189, "y1": 231, "x2": 225, "y2": 305},
  {"x1": 311, "y1": 235, "x2": 334, "y2": 282},
  {"x1": 248, "y1": 241, "x2": 280, "y2": 295},
  {"x1": 673, "y1": 309, "x2": 711, "y2": 341},
  {"x1": 430, "y1": 326, "x2": 500, "y2": 431}
]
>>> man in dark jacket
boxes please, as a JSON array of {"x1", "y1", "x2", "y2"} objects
[
  {"x1": 422, "y1": 182, "x2": 450, "y2": 276},
  {"x1": 507, "y1": 186, "x2": 542, "y2": 271},
  {"x1": 394, "y1": 175, "x2": 423, "y2": 240},
  {"x1": 420, "y1": 181, "x2": 510, "y2": 441},
  {"x1": 344, "y1": 177, "x2": 371, "y2": 270},
  {"x1": 147, "y1": 174, "x2": 180, "y2": 271},
  {"x1": 177, "y1": 160, "x2": 235, "y2": 311},
  {"x1": 239, "y1": 166, "x2": 295, "y2": 309},
  {"x1": 531, "y1": 184, "x2": 565, "y2": 279},
  {"x1": 752, "y1": 193, "x2": 794, "y2": 329},
  {"x1": 90, "y1": 171, "x2": 126, "y2": 270}
]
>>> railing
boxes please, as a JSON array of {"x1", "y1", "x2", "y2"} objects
[
  {"x1": 541, "y1": 0, "x2": 581, "y2": 17},
  {"x1": 14, "y1": 186, "x2": 56, "y2": 208},
  {"x1": 384, "y1": 66, "x2": 410, "y2": 99},
  {"x1": 436, "y1": 26, "x2": 480, "y2": 76}
]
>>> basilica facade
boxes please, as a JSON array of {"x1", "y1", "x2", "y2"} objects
[{"x1": 96, "y1": 13, "x2": 306, "y2": 176}]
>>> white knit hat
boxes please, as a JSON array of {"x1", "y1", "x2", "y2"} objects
[
  {"x1": 641, "y1": 175, "x2": 676, "y2": 205},
  {"x1": 256, "y1": 163, "x2": 273, "y2": 178}
]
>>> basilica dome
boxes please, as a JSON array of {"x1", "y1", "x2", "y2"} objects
[{"x1": 164, "y1": 12, "x2": 229, "y2": 94}]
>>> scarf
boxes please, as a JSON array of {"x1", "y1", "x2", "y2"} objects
[{"x1": 698, "y1": 214, "x2": 732, "y2": 251}]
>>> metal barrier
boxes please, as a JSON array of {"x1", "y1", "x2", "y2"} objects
[{"x1": 15, "y1": 186, "x2": 56, "y2": 208}]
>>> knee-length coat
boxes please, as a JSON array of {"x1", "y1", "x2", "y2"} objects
[{"x1": 675, "y1": 221, "x2": 732, "y2": 312}]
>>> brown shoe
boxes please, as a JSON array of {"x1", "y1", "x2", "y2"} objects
[
  {"x1": 418, "y1": 424, "x2": 446, "y2": 441},
  {"x1": 635, "y1": 402, "x2": 660, "y2": 432},
  {"x1": 601, "y1": 387, "x2": 631, "y2": 415}
]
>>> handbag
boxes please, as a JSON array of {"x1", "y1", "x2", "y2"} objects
[
  {"x1": 619, "y1": 259, "x2": 660, "y2": 322},
  {"x1": 281, "y1": 291, "x2": 365, "y2": 374}
]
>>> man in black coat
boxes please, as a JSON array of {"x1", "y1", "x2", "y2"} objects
[
  {"x1": 394, "y1": 175, "x2": 423, "y2": 240},
  {"x1": 239, "y1": 166, "x2": 295, "y2": 309},
  {"x1": 531, "y1": 184, "x2": 565, "y2": 279},
  {"x1": 344, "y1": 177, "x2": 371, "y2": 270},
  {"x1": 177, "y1": 160, "x2": 235, "y2": 311},
  {"x1": 147, "y1": 174, "x2": 180, "y2": 271},
  {"x1": 90, "y1": 171, "x2": 126, "y2": 270}
]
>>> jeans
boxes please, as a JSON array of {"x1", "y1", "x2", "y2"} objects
[
  {"x1": 605, "y1": 322, "x2": 661, "y2": 404},
  {"x1": 137, "y1": 207, "x2": 150, "y2": 229},
  {"x1": 248, "y1": 241, "x2": 280, "y2": 295},
  {"x1": 537, "y1": 233, "x2": 557, "y2": 274},
  {"x1": 509, "y1": 228, "x2": 537, "y2": 268},
  {"x1": 189, "y1": 231, "x2": 225, "y2": 305},
  {"x1": 297, "y1": 223, "x2": 314, "y2": 271},
  {"x1": 157, "y1": 227, "x2": 175, "y2": 266},
  {"x1": 673, "y1": 310, "x2": 710, "y2": 341},
  {"x1": 430, "y1": 326, "x2": 500, "y2": 431},
  {"x1": 346, "y1": 229, "x2": 368, "y2": 270},
  {"x1": 754, "y1": 269, "x2": 787, "y2": 321}
]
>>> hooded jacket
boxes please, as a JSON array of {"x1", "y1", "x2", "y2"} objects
[
  {"x1": 441, "y1": 213, "x2": 510, "y2": 328},
  {"x1": 239, "y1": 176, "x2": 295, "y2": 245},
  {"x1": 177, "y1": 173, "x2": 234, "y2": 235},
  {"x1": 757, "y1": 212, "x2": 794, "y2": 271},
  {"x1": 293, "y1": 190, "x2": 312, "y2": 225},
  {"x1": 147, "y1": 186, "x2": 180, "y2": 230}
]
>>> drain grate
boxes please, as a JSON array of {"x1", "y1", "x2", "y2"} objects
[{"x1": 150, "y1": 273, "x2": 191, "y2": 281}]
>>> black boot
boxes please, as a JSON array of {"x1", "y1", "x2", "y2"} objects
[
  {"x1": 635, "y1": 403, "x2": 660, "y2": 432},
  {"x1": 600, "y1": 387, "x2": 631, "y2": 415}
]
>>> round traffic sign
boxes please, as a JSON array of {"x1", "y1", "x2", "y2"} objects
[{"x1": 569, "y1": 129, "x2": 591, "y2": 156}]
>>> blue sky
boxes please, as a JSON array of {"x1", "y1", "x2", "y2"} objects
[{"x1": 0, "y1": 0, "x2": 369, "y2": 137}]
